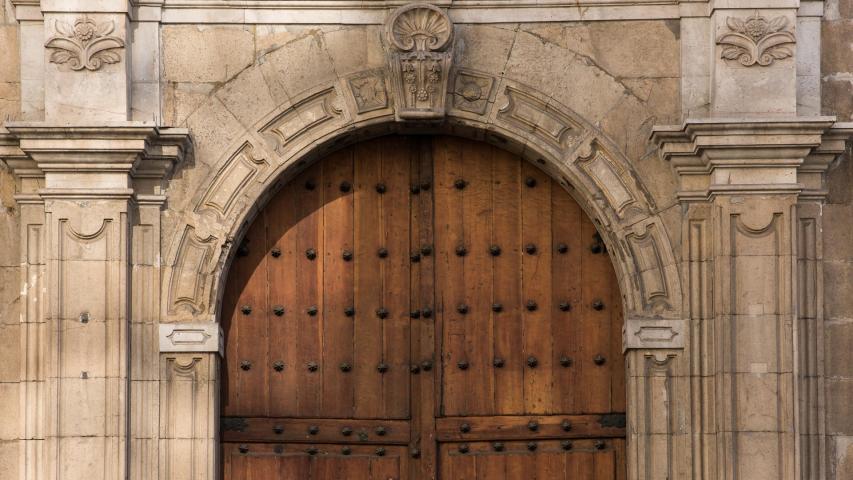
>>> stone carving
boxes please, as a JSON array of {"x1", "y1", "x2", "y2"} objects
[
  {"x1": 717, "y1": 12, "x2": 795, "y2": 67},
  {"x1": 197, "y1": 142, "x2": 268, "y2": 218},
  {"x1": 348, "y1": 71, "x2": 388, "y2": 113},
  {"x1": 160, "y1": 323, "x2": 223, "y2": 354},
  {"x1": 259, "y1": 87, "x2": 345, "y2": 154},
  {"x1": 452, "y1": 70, "x2": 494, "y2": 115},
  {"x1": 497, "y1": 86, "x2": 582, "y2": 152},
  {"x1": 624, "y1": 224, "x2": 671, "y2": 311},
  {"x1": 575, "y1": 143, "x2": 646, "y2": 221},
  {"x1": 168, "y1": 226, "x2": 217, "y2": 314},
  {"x1": 45, "y1": 17, "x2": 125, "y2": 71},
  {"x1": 385, "y1": 3, "x2": 453, "y2": 120}
]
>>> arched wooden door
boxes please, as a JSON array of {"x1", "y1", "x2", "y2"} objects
[{"x1": 221, "y1": 135, "x2": 626, "y2": 479}]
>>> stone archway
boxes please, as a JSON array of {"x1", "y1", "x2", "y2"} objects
[
  {"x1": 148, "y1": 5, "x2": 687, "y2": 479},
  {"x1": 156, "y1": 75, "x2": 687, "y2": 480}
]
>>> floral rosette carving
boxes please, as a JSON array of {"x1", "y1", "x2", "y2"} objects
[
  {"x1": 717, "y1": 12, "x2": 795, "y2": 67},
  {"x1": 384, "y1": 3, "x2": 454, "y2": 120},
  {"x1": 45, "y1": 17, "x2": 126, "y2": 71}
]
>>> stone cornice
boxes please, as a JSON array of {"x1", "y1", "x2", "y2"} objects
[
  {"x1": 0, "y1": 123, "x2": 190, "y2": 201},
  {"x1": 651, "y1": 118, "x2": 852, "y2": 201}
]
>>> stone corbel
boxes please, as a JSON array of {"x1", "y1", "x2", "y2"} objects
[{"x1": 384, "y1": 3, "x2": 454, "y2": 121}]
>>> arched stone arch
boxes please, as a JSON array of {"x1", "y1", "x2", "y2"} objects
[{"x1": 161, "y1": 72, "x2": 684, "y2": 343}]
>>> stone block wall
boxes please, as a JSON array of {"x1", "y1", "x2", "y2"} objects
[
  {"x1": 823, "y1": 4, "x2": 853, "y2": 477},
  {"x1": 0, "y1": 2, "x2": 20, "y2": 478}
]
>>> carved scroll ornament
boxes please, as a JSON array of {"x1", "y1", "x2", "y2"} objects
[
  {"x1": 716, "y1": 12, "x2": 795, "y2": 67},
  {"x1": 385, "y1": 3, "x2": 453, "y2": 120},
  {"x1": 45, "y1": 18, "x2": 125, "y2": 71}
]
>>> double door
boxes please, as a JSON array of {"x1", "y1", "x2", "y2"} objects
[{"x1": 221, "y1": 135, "x2": 625, "y2": 479}]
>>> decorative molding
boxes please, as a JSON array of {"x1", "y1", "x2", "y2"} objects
[
  {"x1": 624, "y1": 319, "x2": 685, "y2": 350},
  {"x1": 451, "y1": 70, "x2": 494, "y2": 115},
  {"x1": 259, "y1": 87, "x2": 345, "y2": 154},
  {"x1": 159, "y1": 323, "x2": 223, "y2": 355},
  {"x1": 347, "y1": 71, "x2": 389, "y2": 113},
  {"x1": 384, "y1": 3, "x2": 453, "y2": 120},
  {"x1": 45, "y1": 18, "x2": 125, "y2": 71},
  {"x1": 624, "y1": 223, "x2": 673, "y2": 312},
  {"x1": 167, "y1": 226, "x2": 217, "y2": 315},
  {"x1": 497, "y1": 86, "x2": 582, "y2": 152},
  {"x1": 716, "y1": 12, "x2": 795, "y2": 67},
  {"x1": 576, "y1": 144, "x2": 644, "y2": 220},
  {"x1": 197, "y1": 142, "x2": 268, "y2": 218}
]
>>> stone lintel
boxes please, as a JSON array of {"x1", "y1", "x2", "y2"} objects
[{"x1": 651, "y1": 118, "x2": 850, "y2": 201}]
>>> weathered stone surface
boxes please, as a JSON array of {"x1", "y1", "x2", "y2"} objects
[
  {"x1": 827, "y1": 379, "x2": 853, "y2": 434},
  {"x1": 824, "y1": 261, "x2": 853, "y2": 320},
  {"x1": 163, "y1": 26, "x2": 254, "y2": 83},
  {"x1": 826, "y1": 322, "x2": 853, "y2": 377}
]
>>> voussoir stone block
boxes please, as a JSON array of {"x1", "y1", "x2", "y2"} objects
[{"x1": 163, "y1": 26, "x2": 254, "y2": 84}]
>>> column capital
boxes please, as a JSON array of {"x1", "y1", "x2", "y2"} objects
[
  {"x1": 0, "y1": 122, "x2": 190, "y2": 201},
  {"x1": 651, "y1": 118, "x2": 853, "y2": 201}
]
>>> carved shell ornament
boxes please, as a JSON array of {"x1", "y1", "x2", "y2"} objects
[
  {"x1": 716, "y1": 12, "x2": 795, "y2": 67},
  {"x1": 45, "y1": 18, "x2": 125, "y2": 71},
  {"x1": 386, "y1": 3, "x2": 452, "y2": 53}
]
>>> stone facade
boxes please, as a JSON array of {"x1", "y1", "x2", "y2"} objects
[{"x1": 0, "y1": 1, "x2": 851, "y2": 479}]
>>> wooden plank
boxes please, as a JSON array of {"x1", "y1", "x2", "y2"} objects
[
  {"x1": 411, "y1": 136, "x2": 438, "y2": 480},
  {"x1": 477, "y1": 453, "x2": 506, "y2": 480},
  {"x1": 610, "y1": 270, "x2": 627, "y2": 413},
  {"x1": 234, "y1": 218, "x2": 269, "y2": 416},
  {"x1": 460, "y1": 139, "x2": 495, "y2": 415},
  {"x1": 536, "y1": 451, "x2": 565, "y2": 480},
  {"x1": 380, "y1": 135, "x2": 412, "y2": 419},
  {"x1": 593, "y1": 446, "x2": 617, "y2": 479},
  {"x1": 579, "y1": 219, "x2": 611, "y2": 413},
  {"x1": 295, "y1": 164, "x2": 324, "y2": 418},
  {"x1": 266, "y1": 180, "x2": 300, "y2": 417},
  {"x1": 434, "y1": 136, "x2": 467, "y2": 416},
  {"x1": 370, "y1": 455, "x2": 402, "y2": 480},
  {"x1": 550, "y1": 178, "x2": 584, "y2": 414},
  {"x1": 320, "y1": 148, "x2": 356, "y2": 418},
  {"x1": 441, "y1": 448, "x2": 476, "y2": 480},
  {"x1": 520, "y1": 162, "x2": 554, "y2": 414},
  {"x1": 246, "y1": 454, "x2": 279, "y2": 480},
  {"x1": 354, "y1": 139, "x2": 384, "y2": 418},
  {"x1": 221, "y1": 417, "x2": 411, "y2": 444},
  {"x1": 434, "y1": 414, "x2": 626, "y2": 441},
  {"x1": 504, "y1": 448, "x2": 537, "y2": 480},
  {"x1": 221, "y1": 257, "x2": 243, "y2": 416},
  {"x1": 280, "y1": 455, "x2": 311, "y2": 479},
  {"x1": 566, "y1": 450, "x2": 594, "y2": 479},
  {"x1": 491, "y1": 148, "x2": 523, "y2": 415}
]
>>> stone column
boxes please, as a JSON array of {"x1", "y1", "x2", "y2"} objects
[
  {"x1": 653, "y1": 119, "x2": 852, "y2": 480},
  {"x1": 2, "y1": 124, "x2": 187, "y2": 480}
]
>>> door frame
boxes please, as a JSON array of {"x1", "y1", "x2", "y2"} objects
[{"x1": 156, "y1": 78, "x2": 687, "y2": 480}]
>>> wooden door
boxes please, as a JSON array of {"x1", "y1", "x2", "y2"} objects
[{"x1": 221, "y1": 136, "x2": 625, "y2": 480}]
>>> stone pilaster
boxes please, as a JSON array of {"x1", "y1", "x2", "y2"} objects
[
  {"x1": 39, "y1": 0, "x2": 132, "y2": 121},
  {"x1": 1, "y1": 123, "x2": 188, "y2": 480},
  {"x1": 653, "y1": 118, "x2": 853, "y2": 480}
]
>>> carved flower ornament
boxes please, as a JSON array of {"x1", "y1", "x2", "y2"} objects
[
  {"x1": 716, "y1": 12, "x2": 795, "y2": 67},
  {"x1": 45, "y1": 18, "x2": 125, "y2": 71}
]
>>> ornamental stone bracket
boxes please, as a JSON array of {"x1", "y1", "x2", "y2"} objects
[
  {"x1": 384, "y1": 3, "x2": 454, "y2": 121},
  {"x1": 159, "y1": 323, "x2": 223, "y2": 355}
]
